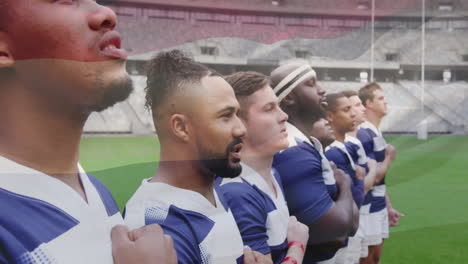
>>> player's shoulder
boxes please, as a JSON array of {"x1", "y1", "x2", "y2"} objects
[
  {"x1": 0, "y1": 188, "x2": 79, "y2": 262},
  {"x1": 325, "y1": 145, "x2": 342, "y2": 156},
  {"x1": 274, "y1": 138, "x2": 320, "y2": 165},
  {"x1": 357, "y1": 127, "x2": 376, "y2": 146},
  {"x1": 345, "y1": 138, "x2": 358, "y2": 148},
  {"x1": 0, "y1": 187, "x2": 78, "y2": 225},
  {"x1": 357, "y1": 126, "x2": 374, "y2": 137},
  {"x1": 158, "y1": 205, "x2": 212, "y2": 264},
  {"x1": 217, "y1": 177, "x2": 270, "y2": 208},
  {"x1": 326, "y1": 143, "x2": 348, "y2": 158},
  {"x1": 345, "y1": 141, "x2": 359, "y2": 153}
]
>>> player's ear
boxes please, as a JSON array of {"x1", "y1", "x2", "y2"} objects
[
  {"x1": 0, "y1": 33, "x2": 14, "y2": 69},
  {"x1": 170, "y1": 114, "x2": 190, "y2": 142},
  {"x1": 365, "y1": 98, "x2": 373, "y2": 109},
  {"x1": 282, "y1": 92, "x2": 297, "y2": 108}
]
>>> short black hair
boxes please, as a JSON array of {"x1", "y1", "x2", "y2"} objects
[
  {"x1": 325, "y1": 93, "x2": 346, "y2": 113},
  {"x1": 311, "y1": 108, "x2": 327, "y2": 123},
  {"x1": 145, "y1": 49, "x2": 219, "y2": 112}
]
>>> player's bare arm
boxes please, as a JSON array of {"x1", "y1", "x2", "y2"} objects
[{"x1": 309, "y1": 164, "x2": 355, "y2": 246}]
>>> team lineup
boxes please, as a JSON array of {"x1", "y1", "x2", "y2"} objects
[{"x1": 0, "y1": 1, "x2": 404, "y2": 264}]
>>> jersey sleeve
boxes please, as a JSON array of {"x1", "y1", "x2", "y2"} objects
[
  {"x1": 273, "y1": 143, "x2": 333, "y2": 226},
  {"x1": 325, "y1": 148, "x2": 348, "y2": 172},
  {"x1": 357, "y1": 129, "x2": 376, "y2": 160},
  {"x1": 351, "y1": 179, "x2": 364, "y2": 208},
  {"x1": 220, "y1": 182, "x2": 270, "y2": 255},
  {"x1": 159, "y1": 207, "x2": 209, "y2": 264},
  {"x1": 345, "y1": 142, "x2": 359, "y2": 165},
  {"x1": 326, "y1": 148, "x2": 364, "y2": 208}
]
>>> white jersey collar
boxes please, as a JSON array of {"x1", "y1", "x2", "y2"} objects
[
  {"x1": 239, "y1": 163, "x2": 284, "y2": 202},
  {"x1": 285, "y1": 122, "x2": 324, "y2": 153},
  {"x1": 285, "y1": 122, "x2": 335, "y2": 185},
  {"x1": 0, "y1": 155, "x2": 108, "y2": 221},
  {"x1": 360, "y1": 120, "x2": 382, "y2": 136},
  {"x1": 327, "y1": 140, "x2": 356, "y2": 170},
  {"x1": 140, "y1": 180, "x2": 226, "y2": 217}
]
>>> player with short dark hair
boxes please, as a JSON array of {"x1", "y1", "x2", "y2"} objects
[
  {"x1": 0, "y1": 1, "x2": 176, "y2": 263},
  {"x1": 218, "y1": 71, "x2": 309, "y2": 264},
  {"x1": 338, "y1": 89, "x2": 379, "y2": 264},
  {"x1": 357, "y1": 83, "x2": 402, "y2": 264},
  {"x1": 270, "y1": 63, "x2": 358, "y2": 264},
  {"x1": 325, "y1": 93, "x2": 364, "y2": 210},
  {"x1": 125, "y1": 51, "x2": 270, "y2": 264},
  {"x1": 324, "y1": 93, "x2": 365, "y2": 264}
]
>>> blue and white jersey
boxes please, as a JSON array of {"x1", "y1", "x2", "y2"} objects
[
  {"x1": 345, "y1": 135, "x2": 372, "y2": 214},
  {"x1": 217, "y1": 164, "x2": 289, "y2": 264},
  {"x1": 345, "y1": 135, "x2": 368, "y2": 167},
  {"x1": 357, "y1": 121, "x2": 387, "y2": 213},
  {"x1": 0, "y1": 156, "x2": 123, "y2": 264},
  {"x1": 325, "y1": 140, "x2": 364, "y2": 209},
  {"x1": 124, "y1": 180, "x2": 244, "y2": 264},
  {"x1": 272, "y1": 122, "x2": 338, "y2": 262}
]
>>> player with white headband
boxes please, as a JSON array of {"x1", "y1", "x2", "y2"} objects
[{"x1": 271, "y1": 63, "x2": 358, "y2": 264}]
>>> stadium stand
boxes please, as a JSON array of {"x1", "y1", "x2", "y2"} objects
[
  {"x1": 127, "y1": 76, "x2": 156, "y2": 133},
  {"x1": 83, "y1": 103, "x2": 132, "y2": 133},
  {"x1": 84, "y1": 0, "x2": 468, "y2": 135},
  {"x1": 84, "y1": 77, "x2": 154, "y2": 134}
]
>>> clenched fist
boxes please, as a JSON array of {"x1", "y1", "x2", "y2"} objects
[{"x1": 112, "y1": 224, "x2": 177, "y2": 264}]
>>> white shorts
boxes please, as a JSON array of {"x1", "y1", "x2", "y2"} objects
[
  {"x1": 317, "y1": 246, "x2": 347, "y2": 264},
  {"x1": 345, "y1": 235, "x2": 362, "y2": 264},
  {"x1": 364, "y1": 208, "x2": 389, "y2": 246},
  {"x1": 345, "y1": 212, "x2": 370, "y2": 263}
]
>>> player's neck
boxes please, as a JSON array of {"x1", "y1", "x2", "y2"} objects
[
  {"x1": 347, "y1": 129, "x2": 358, "y2": 138},
  {"x1": 365, "y1": 111, "x2": 382, "y2": 129},
  {"x1": 242, "y1": 150, "x2": 276, "y2": 195},
  {"x1": 154, "y1": 149, "x2": 217, "y2": 206},
  {"x1": 331, "y1": 125, "x2": 346, "y2": 143},
  {"x1": 0, "y1": 84, "x2": 86, "y2": 193},
  {"x1": 335, "y1": 133, "x2": 346, "y2": 143},
  {"x1": 288, "y1": 115, "x2": 314, "y2": 139}
]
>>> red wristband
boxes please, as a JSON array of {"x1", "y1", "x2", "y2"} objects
[
  {"x1": 288, "y1": 241, "x2": 305, "y2": 253},
  {"x1": 282, "y1": 256, "x2": 298, "y2": 264}
]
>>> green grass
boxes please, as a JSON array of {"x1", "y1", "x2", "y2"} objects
[{"x1": 79, "y1": 136, "x2": 468, "y2": 264}]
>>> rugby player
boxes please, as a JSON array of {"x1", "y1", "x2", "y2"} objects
[
  {"x1": 325, "y1": 93, "x2": 364, "y2": 210},
  {"x1": 357, "y1": 83, "x2": 403, "y2": 264},
  {"x1": 270, "y1": 63, "x2": 358, "y2": 263},
  {"x1": 0, "y1": 0, "x2": 175, "y2": 263},
  {"x1": 324, "y1": 93, "x2": 367, "y2": 264},
  {"x1": 341, "y1": 90, "x2": 378, "y2": 195},
  {"x1": 124, "y1": 51, "x2": 270, "y2": 264},
  {"x1": 218, "y1": 71, "x2": 309, "y2": 264},
  {"x1": 340, "y1": 89, "x2": 379, "y2": 264}
]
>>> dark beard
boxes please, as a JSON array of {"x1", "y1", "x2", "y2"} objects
[
  {"x1": 200, "y1": 138, "x2": 243, "y2": 180},
  {"x1": 87, "y1": 74, "x2": 133, "y2": 113},
  {"x1": 299, "y1": 101, "x2": 326, "y2": 125}
]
